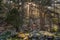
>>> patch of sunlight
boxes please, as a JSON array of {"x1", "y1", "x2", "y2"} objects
[{"x1": 53, "y1": 24, "x2": 58, "y2": 32}]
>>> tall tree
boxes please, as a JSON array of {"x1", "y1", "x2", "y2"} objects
[{"x1": 6, "y1": 7, "x2": 20, "y2": 32}]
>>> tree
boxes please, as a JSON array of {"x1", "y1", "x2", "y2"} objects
[
  {"x1": 6, "y1": 7, "x2": 20, "y2": 32},
  {"x1": 41, "y1": 0, "x2": 52, "y2": 6},
  {"x1": 0, "y1": 0, "x2": 6, "y2": 21},
  {"x1": 0, "y1": 0, "x2": 2, "y2": 3},
  {"x1": 0, "y1": 0, "x2": 3, "y2": 11}
]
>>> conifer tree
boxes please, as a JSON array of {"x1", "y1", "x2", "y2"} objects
[{"x1": 6, "y1": 7, "x2": 20, "y2": 32}]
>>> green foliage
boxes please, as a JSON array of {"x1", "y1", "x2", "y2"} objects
[
  {"x1": 41, "y1": 0, "x2": 51, "y2": 6},
  {"x1": 11, "y1": 0, "x2": 18, "y2": 3},
  {"x1": 6, "y1": 8, "x2": 20, "y2": 27},
  {"x1": 0, "y1": 0, "x2": 2, "y2": 3},
  {"x1": 52, "y1": 25, "x2": 58, "y2": 32},
  {"x1": 12, "y1": 0, "x2": 15, "y2": 2},
  {"x1": 0, "y1": 31, "x2": 11, "y2": 39},
  {"x1": 0, "y1": 0, "x2": 2, "y2": 7},
  {"x1": 52, "y1": 18, "x2": 58, "y2": 24}
]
